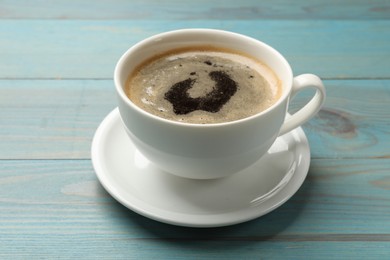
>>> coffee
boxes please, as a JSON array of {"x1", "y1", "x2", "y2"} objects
[{"x1": 125, "y1": 46, "x2": 282, "y2": 124}]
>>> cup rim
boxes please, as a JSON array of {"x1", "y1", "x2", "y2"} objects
[{"x1": 114, "y1": 28, "x2": 293, "y2": 128}]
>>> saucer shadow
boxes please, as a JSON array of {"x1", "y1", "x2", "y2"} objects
[{"x1": 112, "y1": 175, "x2": 313, "y2": 251}]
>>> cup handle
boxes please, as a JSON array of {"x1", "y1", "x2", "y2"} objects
[{"x1": 279, "y1": 74, "x2": 326, "y2": 136}]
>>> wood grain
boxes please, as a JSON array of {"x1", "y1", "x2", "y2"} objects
[
  {"x1": 1, "y1": 0, "x2": 389, "y2": 20},
  {"x1": 0, "y1": 79, "x2": 116, "y2": 159},
  {"x1": 1, "y1": 0, "x2": 389, "y2": 258},
  {"x1": 0, "y1": 159, "x2": 389, "y2": 258},
  {"x1": 1, "y1": 79, "x2": 388, "y2": 159},
  {"x1": 0, "y1": 20, "x2": 389, "y2": 79},
  {"x1": 294, "y1": 80, "x2": 390, "y2": 159}
]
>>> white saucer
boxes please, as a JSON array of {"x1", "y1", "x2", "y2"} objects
[{"x1": 91, "y1": 108, "x2": 310, "y2": 228}]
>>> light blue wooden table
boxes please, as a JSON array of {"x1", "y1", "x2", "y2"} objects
[{"x1": 1, "y1": 0, "x2": 389, "y2": 258}]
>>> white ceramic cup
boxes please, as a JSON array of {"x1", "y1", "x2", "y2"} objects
[{"x1": 114, "y1": 29, "x2": 325, "y2": 179}]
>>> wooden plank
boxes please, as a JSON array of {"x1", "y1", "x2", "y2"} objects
[
  {"x1": 0, "y1": 237, "x2": 389, "y2": 259},
  {"x1": 0, "y1": 20, "x2": 389, "y2": 79},
  {"x1": 0, "y1": 236, "x2": 389, "y2": 259},
  {"x1": 0, "y1": 0, "x2": 389, "y2": 20},
  {"x1": 0, "y1": 158, "x2": 389, "y2": 258},
  {"x1": 0, "y1": 79, "x2": 116, "y2": 159},
  {"x1": 0, "y1": 79, "x2": 389, "y2": 159}
]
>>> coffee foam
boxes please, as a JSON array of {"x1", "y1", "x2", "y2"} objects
[
  {"x1": 126, "y1": 47, "x2": 282, "y2": 124},
  {"x1": 167, "y1": 51, "x2": 280, "y2": 97}
]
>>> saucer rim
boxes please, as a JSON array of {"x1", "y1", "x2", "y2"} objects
[{"x1": 91, "y1": 108, "x2": 310, "y2": 228}]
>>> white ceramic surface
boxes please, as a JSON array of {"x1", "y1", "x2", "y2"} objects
[
  {"x1": 91, "y1": 108, "x2": 311, "y2": 227},
  {"x1": 114, "y1": 29, "x2": 325, "y2": 179}
]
